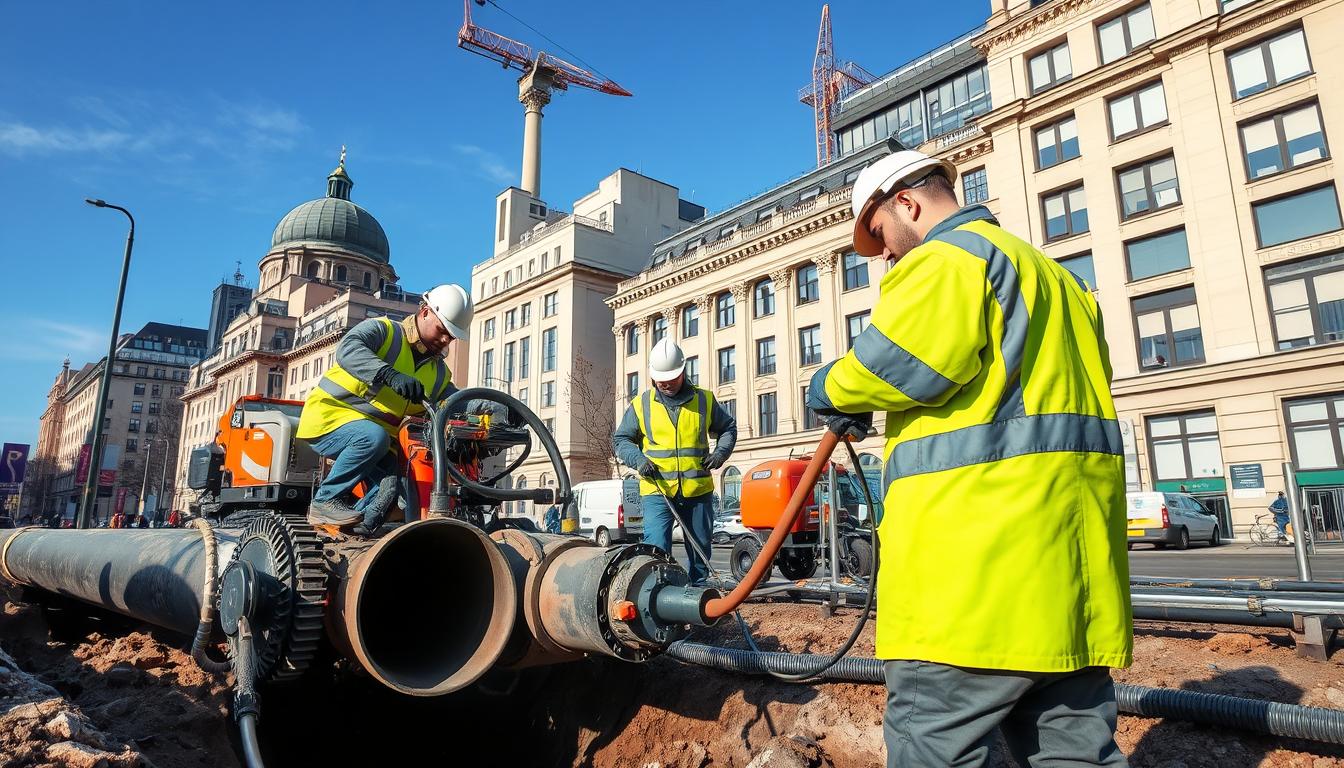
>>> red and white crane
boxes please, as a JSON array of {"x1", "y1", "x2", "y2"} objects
[{"x1": 798, "y1": 4, "x2": 875, "y2": 168}]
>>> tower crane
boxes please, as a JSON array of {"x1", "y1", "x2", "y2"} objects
[
  {"x1": 798, "y1": 4, "x2": 875, "y2": 168},
  {"x1": 458, "y1": 0, "x2": 632, "y2": 197}
]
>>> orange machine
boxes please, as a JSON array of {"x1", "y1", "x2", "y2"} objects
[{"x1": 731, "y1": 456, "x2": 872, "y2": 581}]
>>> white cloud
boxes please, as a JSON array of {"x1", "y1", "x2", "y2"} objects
[
  {"x1": 0, "y1": 319, "x2": 106, "y2": 363},
  {"x1": 0, "y1": 123, "x2": 132, "y2": 157},
  {"x1": 453, "y1": 144, "x2": 515, "y2": 186}
]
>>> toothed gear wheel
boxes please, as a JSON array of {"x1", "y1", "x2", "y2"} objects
[{"x1": 227, "y1": 510, "x2": 328, "y2": 682}]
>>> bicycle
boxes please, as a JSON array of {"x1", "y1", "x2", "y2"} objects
[{"x1": 1247, "y1": 513, "x2": 1286, "y2": 546}]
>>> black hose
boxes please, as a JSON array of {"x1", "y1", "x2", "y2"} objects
[
  {"x1": 431, "y1": 388, "x2": 571, "y2": 504},
  {"x1": 481, "y1": 435, "x2": 531, "y2": 486},
  {"x1": 231, "y1": 616, "x2": 264, "y2": 768},
  {"x1": 238, "y1": 714, "x2": 264, "y2": 768},
  {"x1": 664, "y1": 642, "x2": 1344, "y2": 745}
]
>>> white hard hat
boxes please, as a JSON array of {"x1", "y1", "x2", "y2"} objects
[
  {"x1": 648, "y1": 338, "x2": 686, "y2": 382},
  {"x1": 851, "y1": 150, "x2": 958, "y2": 257},
  {"x1": 423, "y1": 284, "x2": 473, "y2": 340}
]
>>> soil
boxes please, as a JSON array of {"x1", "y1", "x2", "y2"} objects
[{"x1": 4, "y1": 580, "x2": 1344, "y2": 768}]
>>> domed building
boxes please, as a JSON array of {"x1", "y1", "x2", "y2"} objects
[{"x1": 171, "y1": 154, "x2": 469, "y2": 510}]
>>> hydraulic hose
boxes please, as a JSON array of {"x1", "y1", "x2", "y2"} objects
[
  {"x1": 232, "y1": 615, "x2": 265, "y2": 768},
  {"x1": 665, "y1": 643, "x2": 1344, "y2": 745},
  {"x1": 188, "y1": 519, "x2": 232, "y2": 675},
  {"x1": 431, "y1": 388, "x2": 571, "y2": 505},
  {"x1": 705, "y1": 430, "x2": 839, "y2": 619}
]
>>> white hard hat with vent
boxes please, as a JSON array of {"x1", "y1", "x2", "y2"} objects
[
  {"x1": 423, "y1": 284, "x2": 473, "y2": 340},
  {"x1": 648, "y1": 338, "x2": 686, "y2": 382},
  {"x1": 851, "y1": 150, "x2": 958, "y2": 257}
]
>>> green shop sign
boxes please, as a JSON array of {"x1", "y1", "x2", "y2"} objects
[{"x1": 1155, "y1": 478, "x2": 1227, "y2": 493}]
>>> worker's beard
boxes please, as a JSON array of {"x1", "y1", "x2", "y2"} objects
[{"x1": 884, "y1": 218, "x2": 924, "y2": 266}]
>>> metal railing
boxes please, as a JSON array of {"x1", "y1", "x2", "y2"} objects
[{"x1": 478, "y1": 212, "x2": 615, "y2": 270}]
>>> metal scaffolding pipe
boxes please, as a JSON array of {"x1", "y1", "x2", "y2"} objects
[
  {"x1": 0, "y1": 527, "x2": 239, "y2": 634},
  {"x1": 1131, "y1": 590, "x2": 1344, "y2": 615},
  {"x1": 1132, "y1": 605, "x2": 1344, "y2": 629},
  {"x1": 1132, "y1": 576, "x2": 1344, "y2": 594}
]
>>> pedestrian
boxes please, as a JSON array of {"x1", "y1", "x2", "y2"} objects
[
  {"x1": 612, "y1": 338, "x2": 737, "y2": 586},
  {"x1": 544, "y1": 504, "x2": 560, "y2": 534},
  {"x1": 806, "y1": 148, "x2": 1131, "y2": 767},
  {"x1": 296, "y1": 284, "x2": 472, "y2": 536},
  {"x1": 167, "y1": 509, "x2": 181, "y2": 528},
  {"x1": 1269, "y1": 491, "x2": 1290, "y2": 541}
]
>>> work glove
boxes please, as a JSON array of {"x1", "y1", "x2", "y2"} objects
[
  {"x1": 638, "y1": 460, "x2": 660, "y2": 480},
  {"x1": 821, "y1": 411, "x2": 873, "y2": 441},
  {"x1": 703, "y1": 452, "x2": 726, "y2": 471},
  {"x1": 384, "y1": 370, "x2": 425, "y2": 404}
]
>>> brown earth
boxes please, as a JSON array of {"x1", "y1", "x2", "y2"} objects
[{"x1": 4, "y1": 580, "x2": 1344, "y2": 767}]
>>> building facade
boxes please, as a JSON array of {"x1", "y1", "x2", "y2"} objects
[
  {"x1": 31, "y1": 323, "x2": 206, "y2": 523},
  {"x1": 172, "y1": 157, "x2": 469, "y2": 511},
  {"x1": 974, "y1": 0, "x2": 1344, "y2": 537},
  {"x1": 468, "y1": 170, "x2": 704, "y2": 516}
]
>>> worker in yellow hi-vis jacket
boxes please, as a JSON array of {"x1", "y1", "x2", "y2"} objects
[{"x1": 806, "y1": 149, "x2": 1131, "y2": 768}]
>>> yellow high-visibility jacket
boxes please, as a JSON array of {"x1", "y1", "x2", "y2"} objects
[
  {"x1": 808, "y1": 205, "x2": 1131, "y2": 672},
  {"x1": 630, "y1": 387, "x2": 717, "y2": 498},
  {"x1": 297, "y1": 317, "x2": 452, "y2": 440}
]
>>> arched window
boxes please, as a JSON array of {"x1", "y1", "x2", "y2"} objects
[
  {"x1": 306, "y1": 261, "x2": 320, "y2": 278},
  {"x1": 721, "y1": 466, "x2": 742, "y2": 512},
  {"x1": 363, "y1": 272, "x2": 372, "y2": 289},
  {"x1": 335, "y1": 265, "x2": 348, "y2": 283}
]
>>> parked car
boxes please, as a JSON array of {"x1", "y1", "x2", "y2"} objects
[
  {"x1": 712, "y1": 513, "x2": 750, "y2": 544},
  {"x1": 1126, "y1": 491, "x2": 1221, "y2": 550},
  {"x1": 573, "y1": 477, "x2": 642, "y2": 546}
]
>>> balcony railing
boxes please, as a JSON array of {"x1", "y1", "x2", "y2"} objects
[{"x1": 478, "y1": 212, "x2": 615, "y2": 271}]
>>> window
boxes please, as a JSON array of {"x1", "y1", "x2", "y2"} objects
[
  {"x1": 542, "y1": 252, "x2": 550, "y2": 271},
  {"x1": 1117, "y1": 155, "x2": 1181, "y2": 219},
  {"x1": 133, "y1": 383, "x2": 146, "y2": 396},
  {"x1": 758, "y1": 393, "x2": 778, "y2": 436},
  {"x1": 148, "y1": 401, "x2": 160, "y2": 415},
  {"x1": 542, "y1": 381, "x2": 556, "y2": 407},
  {"x1": 543, "y1": 292, "x2": 558, "y2": 317},
  {"x1": 1059, "y1": 253, "x2": 1097, "y2": 289},
  {"x1": 626, "y1": 372, "x2": 639, "y2": 401},
  {"x1": 146, "y1": 421, "x2": 157, "y2": 434},
  {"x1": 1029, "y1": 42, "x2": 1072, "y2": 93},
  {"x1": 799, "y1": 325, "x2": 823, "y2": 366},
  {"x1": 151, "y1": 384, "x2": 161, "y2": 398},
  {"x1": 128, "y1": 419, "x2": 140, "y2": 433},
  {"x1": 718, "y1": 223, "x2": 739, "y2": 240},
  {"x1": 483, "y1": 318, "x2": 495, "y2": 340},
  {"x1": 1222, "y1": 0, "x2": 1259, "y2": 11},
  {"x1": 754, "y1": 279, "x2": 775, "y2": 318},
  {"x1": 756, "y1": 207, "x2": 775, "y2": 223},
  {"x1": 1253, "y1": 186, "x2": 1341, "y2": 248},
  {"x1": 625, "y1": 325, "x2": 639, "y2": 356},
  {"x1": 520, "y1": 303, "x2": 532, "y2": 326},
  {"x1": 718, "y1": 347, "x2": 736, "y2": 383},
  {"x1": 962, "y1": 167, "x2": 989, "y2": 204},
  {"x1": 685, "y1": 356, "x2": 700, "y2": 386},
  {"x1": 1240, "y1": 103, "x2": 1328, "y2": 180},
  {"x1": 1098, "y1": 3, "x2": 1156, "y2": 64},
  {"x1": 505, "y1": 310, "x2": 516, "y2": 332},
  {"x1": 1108, "y1": 82, "x2": 1167, "y2": 140},
  {"x1": 1134, "y1": 286, "x2": 1204, "y2": 369},
  {"x1": 542, "y1": 328, "x2": 557, "y2": 372},
  {"x1": 716, "y1": 292, "x2": 735, "y2": 328},
  {"x1": 1227, "y1": 28, "x2": 1311, "y2": 100},
  {"x1": 301, "y1": 363, "x2": 309, "y2": 380},
  {"x1": 799, "y1": 186, "x2": 823, "y2": 203},
  {"x1": 756, "y1": 337, "x2": 777, "y2": 376},
  {"x1": 722, "y1": 399, "x2": 737, "y2": 421},
  {"x1": 518, "y1": 387, "x2": 529, "y2": 406},
  {"x1": 842, "y1": 253, "x2": 869, "y2": 290},
  {"x1": 925, "y1": 63, "x2": 991, "y2": 138},
  {"x1": 503, "y1": 342, "x2": 516, "y2": 382},
  {"x1": 519, "y1": 337, "x2": 531, "y2": 378},
  {"x1": 1285, "y1": 394, "x2": 1344, "y2": 470},
  {"x1": 335, "y1": 265, "x2": 348, "y2": 283},
  {"x1": 1126, "y1": 228, "x2": 1190, "y2": 280},
  {"x1": 1147, "y1": 411, "x2": 1223, "y2": 481},
  {"x1": 482, "y1": 349, "x2": 495, "y2": 382},
  {"x1": 1042, "y1": 185, "x2": 1088, "y2": 241},
  {"x1": 1266, "y1": 253, "x2": 1344, "y2": 349},
  {"x1": 682, "y1": 304, "x2": 699, "y2": 337},
  {"x1": 802, "y1": 387, "x2": 822, "y2": 430},
  {"x1": 652, "y1": 316, "x2": 668, "y2": 345},
  {"x1": 1035, "y1": 116, "x2": 1080, "y2": 168},
  {"x1": 126, "y1": 438, "x2": 138, "y2": 453},
  {"x1": 846, "y1": 311, "x2": 871, "y2": 350},
  {"x1": 722, "y1": 466, "x2": 742, "y2": 508},
  {"x1": 796, "y1": 265, "x2": 819, "y2": 304},
  {"x1": 131, "y1": 401, "x2": 143, "y2": 414}
]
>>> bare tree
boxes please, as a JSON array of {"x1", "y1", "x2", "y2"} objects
[{"x1": 563, "y1": 348, "x2": 619, "y2": 479}]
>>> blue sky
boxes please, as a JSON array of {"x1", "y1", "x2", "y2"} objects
[{"x1": 0, "y1": 0, "x2": 985, "y2": 447}]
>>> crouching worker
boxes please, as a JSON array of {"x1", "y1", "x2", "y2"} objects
[{"x1": 297, "y1": 284, "x2": 472, "y2": 535}]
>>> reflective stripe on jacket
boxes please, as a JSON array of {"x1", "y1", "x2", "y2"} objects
[
  {"x1": 296, "y1": 317, "x2": 452, "y2": 440},
  {"x1": 632, "y1": 387, "x2": 716, "y2": 498},
  {"x1": 809, "y1": 206, "x2": 1132, "y2": 673}
]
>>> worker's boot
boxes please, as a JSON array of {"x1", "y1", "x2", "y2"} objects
[
  {"x1": 351, "y1": 475, "x2": 400, "y2": 537},
  {"x1": 307, "y1": 495, "x2": 362, "y2": 528}
]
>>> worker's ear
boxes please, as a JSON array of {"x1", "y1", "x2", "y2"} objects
[{"x1": 890, "y1": 189, "x2": 920, "y2": 223}]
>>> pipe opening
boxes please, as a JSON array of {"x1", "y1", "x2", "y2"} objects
[{"x1": 348, "y1": 519, "x2": 516, "y2": 696}]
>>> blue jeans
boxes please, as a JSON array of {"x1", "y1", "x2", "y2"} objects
[
  {"x1": 1274, "y1": 511, "x2": 1290, "y2": 536},
  {"x1": 641, "y1": 493, "x2": 714, "y2": 584},
  {"x1": 307, "y1": 419, "x2": 397, "y2": 527}
]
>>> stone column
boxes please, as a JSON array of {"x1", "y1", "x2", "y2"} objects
[
  {"x1": 814, "y1": 251, "x2": 843, "y2": 359},
  {"x1": 635, "y1": 317, "x2": 652, "y2": 392},
  {"x1": 612, "y1": 323, "x2": 629, "y2": 406},
  {"x1": 769, "y1": 268, "x2": 798, "y2": 432},
  {"x1": 695, "y1": 295, "x2": 715, "y2": 389},
  {"x1": 659, "y1": 307, "x2": 677, "y2": 347},
  {"x1": 728, "y1": 281, "x2": 753, "y2": 438},
  {"x1": 518, "y1": 69, "x2": 554, "y2": 197}
]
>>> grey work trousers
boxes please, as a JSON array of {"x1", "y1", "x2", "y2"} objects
[{"x1": 884, "y1": 661, "x2": 1128, "y2": 768}]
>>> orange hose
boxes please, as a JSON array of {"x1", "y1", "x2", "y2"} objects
[{"x1": 704, "y1": 430, "x2": 839, "y2": 619}]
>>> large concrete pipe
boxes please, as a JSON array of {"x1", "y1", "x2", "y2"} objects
[
  {"x1": 0, "y1": 527, "x2": 240, "y2": 634},
  {"x1": 328, "y1": 517, "x2": 517, "y2": 696}
]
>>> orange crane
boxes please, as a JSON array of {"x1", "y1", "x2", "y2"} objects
[
  {"x1": 458, "y1": 0, "x2": 632, "y2": 196},
  {"x1": 798, "y1": 4, "x2": 876, "y2": 168}
]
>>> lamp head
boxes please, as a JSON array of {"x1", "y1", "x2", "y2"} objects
[{"x1": 85, "y1": 199, "x2": 107, "y2": 208}]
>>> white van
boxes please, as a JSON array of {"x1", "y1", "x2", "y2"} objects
[
  {"x1": 573, "y1": 477, "x2": 643, "y2": 546},
  {"x1": 1126, "y1": 491, "x2": 1221, "y2": 550}
]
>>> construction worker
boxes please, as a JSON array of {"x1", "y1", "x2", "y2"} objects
[
  {"x1": 297, "y1": 284, "x2": 472, "y2": 534},
  {"x1": 612, "y1": 338, "x2": 737, "y2": 585},
  {"x1": 806, "y1": 149, "x2": 1131, "y2": 767}
]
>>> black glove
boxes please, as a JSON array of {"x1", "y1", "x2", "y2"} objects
[
  {"x1": 822, "y1": 411, "x2": 872, "y2": 441},
  {"x1": 638, "y1": 460, "x2": 660, "y2": 480},
  {"x1": 384, "y1": 370, "x2": 425, "y2": 404},
  {"x1": 703, "y1": 452, "x2": 726, "y2": 471}
]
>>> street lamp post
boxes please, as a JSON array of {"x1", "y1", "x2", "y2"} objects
[
  {"x1": 157, "y1": 437, "x2": 172, "y2": 524},
  {"x1": 78, "y1": 199, "x2": 135, "y2": 529},
  {"x1": 138, "y1": 438, "x2": 155, "y2": 521}
]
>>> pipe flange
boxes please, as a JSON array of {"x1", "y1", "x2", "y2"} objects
[
  {"x1": 595, "y1": 544, "x2": 674, "y2": 662},
  {"x1": 0, "y1": 526, "x2": 34, "y2": 586}
]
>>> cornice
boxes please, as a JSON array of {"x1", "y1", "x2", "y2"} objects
[{"x1": 974, "y1": 0, "x2": 1104, "y2": 56}]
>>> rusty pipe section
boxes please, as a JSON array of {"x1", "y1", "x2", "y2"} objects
[
  {"x1": 0, "y1": 526, "x2": 240, "y2": 634},
  {"x1": 329, "y1": 517, "x2": 517, "y2": 696}
]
